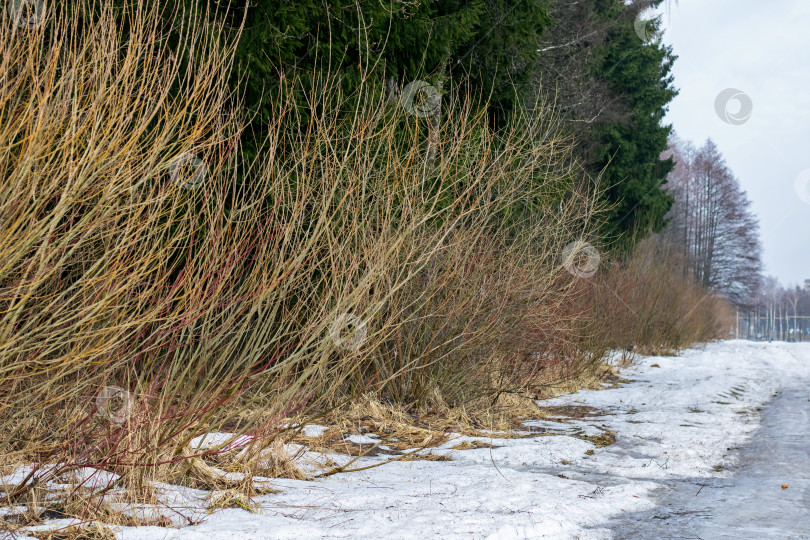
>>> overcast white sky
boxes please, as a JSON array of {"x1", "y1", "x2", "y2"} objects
[{"x1": 654, "y1": 0, "x2": 810, "y2": 287}]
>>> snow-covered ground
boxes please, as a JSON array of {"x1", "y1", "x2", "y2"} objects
[{"x1": 8, "y1": 340, "x2": 810, "y2": 539}]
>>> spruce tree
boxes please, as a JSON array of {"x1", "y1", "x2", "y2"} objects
[
  {"x1": 534, "y1": 0, "x2": 678, "y2": 250},
  {"x1": 593, "y1": 0, "x2": 677, "y2": 248}
]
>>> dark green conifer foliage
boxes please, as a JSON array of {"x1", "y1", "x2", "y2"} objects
[
  {"x1": 593, "y1": 1, "x2": 678, "y2": 248},
  {"x1": 533, "y1": 0, "x2": 678, "y2": 249},
  {"x1": 210, "y1": 1, "x2": 551, "y2": 132}
]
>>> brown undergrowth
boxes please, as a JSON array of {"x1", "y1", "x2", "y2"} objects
[
  {"x1": 0, "y1": 0, "x2": 734, "y2": 533},
  {"x1": 587, "y1": 235, "x2": 735, "y2": 354},
  {"x1": 1, "y1": 357, "x2": 619, "y2": 536},
  {"x1": 1, "y1": 0, "x2": 602, "y2": 509}
]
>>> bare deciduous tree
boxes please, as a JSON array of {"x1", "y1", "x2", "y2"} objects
[{"x1": 663, "y1": 136, "x2": 763, "y2": 306}]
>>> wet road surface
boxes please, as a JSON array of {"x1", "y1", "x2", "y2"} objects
[{"x1": 606, "y1": 385, "x2": 810, "y2": 539}]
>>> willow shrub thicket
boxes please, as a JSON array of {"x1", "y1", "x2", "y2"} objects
[{"x1": 0, "y1": 1, "x2": 618, "y2": 501}]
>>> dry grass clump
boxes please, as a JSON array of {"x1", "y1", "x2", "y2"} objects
[
  {"x1": 578, "y1": 429, "x2": 616, "y2": 448},
  {"x1": 26, "y1": 523, "x2": 118, "y2": 540},
  {"x1": 0, "y1": 481, "x2": 174, "y2": 534},
  {"x1": 533, "y1": 405, "x2": 604, "y2": 422},
  {"x1": 292, "y1": 394, "x2": 451, "y2": 458},
  {"x1": 399, "y1": 453, "x2": 451, "y2": 462},
  {"x1": 450, "y1": 440, "x2": 499, "y2": 450},
  {"x1": 206, "y1": 489, "x2": 255, "y2": 513},
  {"x1": 168, "y1": 436, "x2": 308, "y2": 491}
]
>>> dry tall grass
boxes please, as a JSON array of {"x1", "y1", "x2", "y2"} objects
[{"x1": 0, "y1": 0, "x2": 601, "y2": 513}]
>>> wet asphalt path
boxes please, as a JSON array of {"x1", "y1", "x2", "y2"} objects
[{"x1": 605, "y1": 384, "x2": 810, "y2": 539}]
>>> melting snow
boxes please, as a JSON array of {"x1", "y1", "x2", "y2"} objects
[{"x1": 8, "y1": 340, "x2": 810, "y2": 539}]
